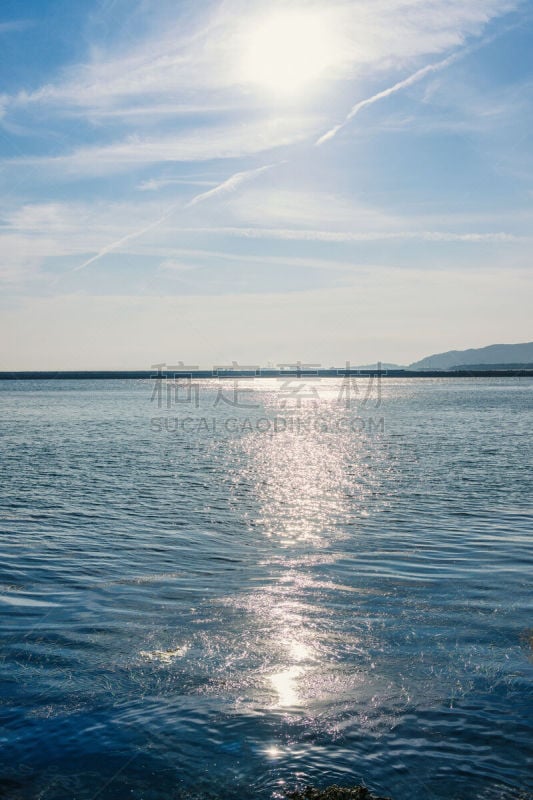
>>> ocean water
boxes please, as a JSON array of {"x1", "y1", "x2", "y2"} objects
[{"x1": 0, "y1": 377, "x2": 531, "y2": 800}]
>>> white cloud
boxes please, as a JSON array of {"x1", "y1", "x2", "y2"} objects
[
  {"x1": 0, "y1": 20, "x2": 33, "y2": 34},
  {"x1": 138, "y1": 177, "x2": 217, "y2": 191},
  {"x1": 0, "y1": 199, "x2": 174, "y2": 283},
  {"x1": 184, "y1": 184, "x2": 531, "y2": 241},
  {"x1": 5, "y1": 0, "x2": 515, "y2": 121},
  {"x1": 159, "y1": 259, "x2": 198, "y2": 272},
  {"x1": 3, "y1": 200, "x2": 163, "y2": 237},
  {"x1": 223, "y1": 187, "x2": 399, "y2": 230},
  {"x1": 0, "y1": 0, "x2": 518, "y2": 190},
  {"x1": 1, "y1": 192, "x2": 528, "y2": 290},
  {"x1": 173, "y1": 226, "x2": 526, "y2": 243},
  {"x1": 1, "y1": 0, "x2": 529, "y2": 368},
  {"x1": 10, "y1": 116, "x2": 319, "y2": 176},
  {"x1": 30, "y1": 175, "x2": 290, "y2": 275}
]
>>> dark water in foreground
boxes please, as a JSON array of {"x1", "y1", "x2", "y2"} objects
[{"x1": 0, "y1": 378, "x2": 531, "y2": 800}]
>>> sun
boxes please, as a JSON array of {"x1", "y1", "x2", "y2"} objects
[{"x1": 242, "y1": 10, "x2": 338, "y2": 97}]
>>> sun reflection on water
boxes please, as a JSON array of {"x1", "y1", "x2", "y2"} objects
[
  {"x1": 269, "y1": 665, "x2": 305, "y2": 707},
  {"x1": 264, "y1": 745, "x2": 283, "y2": 759},
  {"x1": 286, "y1": 637, "x2": 313, "y2": 662},
  {"x1": 225, "y1": 382, "x2": 384, "y2": 719},
  {"x1": 236, "y1": 386, "x2": 374, "y2": 545}
]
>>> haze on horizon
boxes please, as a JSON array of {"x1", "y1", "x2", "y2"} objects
[{"x1": 0, "y1": 0, "x2": 532, "y2": 370}]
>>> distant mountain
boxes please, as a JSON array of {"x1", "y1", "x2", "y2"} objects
[{"x1": 409, "y1": 341, "x2": 533, "y2": 370}]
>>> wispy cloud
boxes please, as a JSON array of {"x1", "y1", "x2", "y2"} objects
[
  {"x1": 7, "y1": 117, "x2": 319, "y2": 176},
  {"x1": 83, "y1": 103, "x2": 234, "y2": 120},
  {"x1": 70, "y1": 162, "x2": 279, "y2": 271},
  {"x1": 174, "y1": 226, "x2": 526, "y2": 244},
  {"x1": 224, "y1": 188, "x2": 399, "y2": 230},
  {"x1": 138, "y1": 177, "x2": 217, "y2": 191},
  {"x1": 3, "y1": 0, "x2": 515, "y2": 124},
  {"x1": 2, "y1": 190, "x2": 527, "y2": 290},
  {"x1": 0, "y1": 20, "x2": 33, "y2": 34},
  {"x1": 1, "y1": 0, "x2": 531, "y2": 368},
  {"x1": 70, "y1": 203, "x2": 186, "y2": 273}
]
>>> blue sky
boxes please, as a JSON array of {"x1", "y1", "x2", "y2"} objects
[{"x1": 0, "y1": 0, "x2": 531, "y2": 368}]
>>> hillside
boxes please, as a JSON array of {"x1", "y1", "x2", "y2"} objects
[{"x1": 409, "y1": 341, "x2": 533, "y2": 370}]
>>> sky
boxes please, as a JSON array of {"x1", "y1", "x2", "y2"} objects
[{"x1": 0, "y1": 0, "x2": 532, "y2": 369}]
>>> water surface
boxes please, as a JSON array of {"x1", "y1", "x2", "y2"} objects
[{"x1": 0, "y1": 378, "x2": 531, "y2": 799}]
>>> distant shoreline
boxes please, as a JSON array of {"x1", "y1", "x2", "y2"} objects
[{"x1": 1, "y1": 369, "x2": 532, "y2": 380}]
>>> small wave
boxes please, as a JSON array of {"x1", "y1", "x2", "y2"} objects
[{"x1": 139, "y1": 644, "x2": 190, "y2": 663}]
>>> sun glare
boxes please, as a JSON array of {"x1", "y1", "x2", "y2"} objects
[{"x1": 242, "y1": 10, "x2": 338, "y2": 96}]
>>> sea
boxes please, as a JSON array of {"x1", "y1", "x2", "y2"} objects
[{"x1": 0, "y1": 377, "x2": 531, "y2": 800}]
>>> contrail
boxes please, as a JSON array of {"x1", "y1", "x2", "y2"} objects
[
  {"x1": 186, "y1": 162, "x2": 280, "y2": 207},
  {"x1": 316, "y1": 52, "x2": 459, "y2": 146},
  {"x1": 72, "y1": 163, "x2": 280, "y2": 272},
  {"x1": 69, "y1": 30, "x2": 508, "y2": 275},
  {"x1": 71, "y1": 200, "x2": 183, "y2": 272}
]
